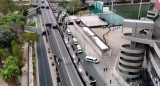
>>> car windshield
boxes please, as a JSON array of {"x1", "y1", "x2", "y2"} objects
[{"x1": 93, "y1": 59, "x2": 97, "y2": 61}]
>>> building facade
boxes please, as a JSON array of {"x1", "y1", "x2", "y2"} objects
[{"x1": 114, "y1": 1, "x2": 160, "y2": 85}]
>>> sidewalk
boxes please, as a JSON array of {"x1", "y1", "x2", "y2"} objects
[
  {"x1": 21, "y1": 43, "x2": 29, "y2": 86},
  {"x1": 29, "y1": 46, "x2": 34, "y2": 86},
  {"x1": 66, "y1": 16, "x2": 132, "y2": 86},
  {"x1": 0, "y1": 76, "x2": 8, "y2": 86}
]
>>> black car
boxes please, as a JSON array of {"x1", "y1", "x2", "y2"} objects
[
  {"x1": 46, "y1": 6, "x2": 50, "y2": 9},
  {"x1": 41, "y1": 6, "x2": 45, "y2": 8},
  {"x1": 45, "y1": 23, "x2": 52, "y2": 27}
]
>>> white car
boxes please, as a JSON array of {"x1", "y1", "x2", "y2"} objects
[
  {"x1": 41, "y1": 0, "x2": 45, "y2": 3},
  {"x1": 77, "y1": 45, "x2": 82, "y2": 54},
  {"x1": 66, "y1": 29, "x2": 71, "y2": 35},
  {"x1": 85, "y1": 56, "x2": 99, "y2": 64},
  {"x1": 73, "y1": 38, "x2": 78, "y2": 45}
]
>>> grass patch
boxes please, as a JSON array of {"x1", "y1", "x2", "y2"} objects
[
  {"x1": 111, "y1": 4, "x2": 149, "y2": 19},
  {"x1": 27, "y1": 22, "x2": 36, "y2": 27}
]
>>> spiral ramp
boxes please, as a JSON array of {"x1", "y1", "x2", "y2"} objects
[{"x1": 117, "y1": 44, "x2": 145, "y2": 79}]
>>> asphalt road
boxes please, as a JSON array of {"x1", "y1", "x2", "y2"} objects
[
  {"x1": 39, "y1": 0, "x2": 84, "y2": 86},
  {"x1": 60, "y1": 14, "x2": 106, "y2": 86},
  {"x1": 25, "y1": 15, "x2": 53, "y2": 86},
  {"x1": 36, "y1": 15, "x2": 53, "y2": 86}
]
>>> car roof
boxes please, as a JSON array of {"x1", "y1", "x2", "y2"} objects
[
  {"x1": 86, "y1": 56, "x2": 97, "y2": 59},
  {"x1": 73, "y1": 38, "x2": 77, "y2": 41},
  {"x1": 77, "y1": 45, "x2": 81, "y2": 48}
]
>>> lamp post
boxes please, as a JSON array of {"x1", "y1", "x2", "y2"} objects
[{"x1": 138, "y1": 0, "x2": 142, "y2": 19}]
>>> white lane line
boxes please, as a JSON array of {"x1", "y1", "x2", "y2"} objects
[{"x1": 35, "y1": 17, "x2": 38, "y2": 28}]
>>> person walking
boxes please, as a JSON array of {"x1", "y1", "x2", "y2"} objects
[
  {"x1": 110, "y1": 80, "x2": 112, "y2": 84},
  {"x1": 86, "y1": 71, "x2": 88, "y2": 76},
  {"x1": 104, "y1": 68, "x2": 105, "y2": 72},
  {"x1": 106, "y1": 68, "x2": 108, "y2": 71}
]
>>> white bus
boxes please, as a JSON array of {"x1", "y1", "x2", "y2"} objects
[
  {"x1": 83, "y1": 27, "x2": 95, "y2": 37},
  {"x1": 92, "y1": 36, "x2": 109, "y2": 51}
]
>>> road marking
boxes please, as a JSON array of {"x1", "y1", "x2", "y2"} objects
[
  {"x1": 34, "y1": 17, "x2": 38, "y2": 28},
  {"x1": 81, "y1": 60, "x2": 84, "y2": 63},
  {"x1": 51, "y1": 29, "x2": 74, "y2": 86},
  {"x1": 45, "y1": 9, "x2": 74, "y2": 86}
]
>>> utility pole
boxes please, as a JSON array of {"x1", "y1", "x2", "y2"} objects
[{"x1": 111, "y1": 0, "x2": 113, "y2": 12}]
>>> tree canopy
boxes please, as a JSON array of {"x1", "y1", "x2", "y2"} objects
[
  {"x1": 11, "y1": 40, "x2": 26, "y2": 69},
  {"x1": 22, "y1": 33, "x2": 39, "y2": 47},
  {"x1": 67, "y1": 0, "x2": 83, "y2": 13},
  {"x1": 0, "y1": 0, "x2": 16, "y2": 14},
  {"x1": 0, "y1": 0, "x2": 30, "y2": 15},
  {"x1": 1, "y1": 56, "x2": 19, "y2": 86},
  {"x1": 0, "y1": 13, "x2": 26, "y2": 49},
  {"x1": 0, "y1": 13, "x2": 26, "y2": 28},
  {"x1": 0, "y1": 27, "x2": 17, "y2": 48}
]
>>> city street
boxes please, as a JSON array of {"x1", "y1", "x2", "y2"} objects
[
  {"x1": 25, "y1": 15, "x2": 53, "y2": 86},
  {"x1": 39, "y1": 0, "x2": 84, "y2": 86}
]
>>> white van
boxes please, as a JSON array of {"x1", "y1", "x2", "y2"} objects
[
  {"x1": 77, "y1": 45, "x2": 82, "y2": 54},
  {"x1": 66, "y1": 29, "x2": 71, "y2": 35},
  {"x1": 85, "y1": 56, "x2": 99, "y2": 64},
  {"x1": 73, "y1": 38, "x2": 78, "y2": 45}
]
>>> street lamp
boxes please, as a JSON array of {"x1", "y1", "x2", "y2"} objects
[{"x1": 138, "y1": 0, "x2": 142, "y2": 19}]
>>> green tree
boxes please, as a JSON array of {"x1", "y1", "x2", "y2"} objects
[
  {"x1": 0, "y1": 27, "x2": 17, "y2": 48},
  {"x1": 22, "y1": 33, "x2": 39, "y2": 47},
  {"x1": 67, "y1": 0, "x2": 83, "y2": 13},
  {"x1": 0, "y1": 0, "x2": 15, "y2": 14},
  {"x1": 0, "y1": 49, "x2": 4, "y2": 65},
  {"x1": 0, "y1": 14, "x2": 26, "y2": 49},
  {"x1": 0, "y1": 0, "x2": 30, "y2": 15},
  {"x1": 11, "y1": 40, "x2": 26, "y2": 70},
  {"x1": 1, "y1": 56, "x2": 19, "y2": 86}
]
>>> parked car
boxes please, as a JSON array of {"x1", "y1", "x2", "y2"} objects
[
  {"x1": 46, "y1": 6, "x2": 50, "y2": 9},
  {"x1": 41, "y1": 0, "x2": 45, "y2": 3},
  {"x1": 85, "y1": 56, "x2": 99, "y2": 64},
  {"x1": 73, "y1": 38, "x2": 78, "y2": 45},
  {"x1": 66, "y1": 29, "x2": 71, "y2": 35},
  {"x1": 76, "y1": 45, "x2": 82, "y2": 54}
]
